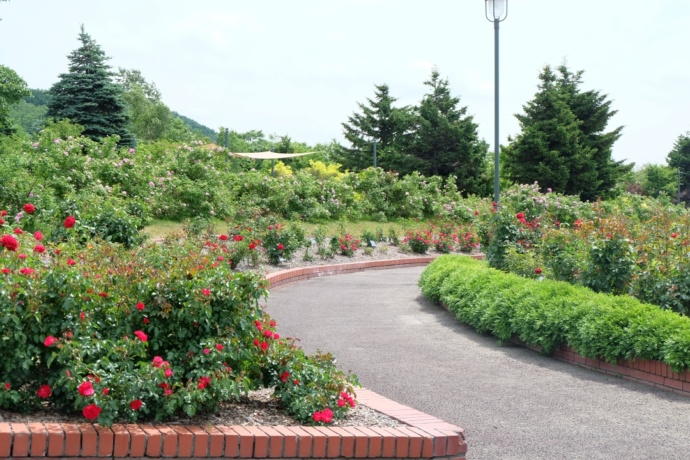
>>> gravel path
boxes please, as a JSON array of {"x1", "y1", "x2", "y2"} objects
[{"x1": 264, "y1": 266, "x2": 690, "y2": 460}]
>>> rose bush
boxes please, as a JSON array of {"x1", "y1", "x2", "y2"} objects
[{"x1": 0, "y1": 207, "x2": 357, "y2": 426}]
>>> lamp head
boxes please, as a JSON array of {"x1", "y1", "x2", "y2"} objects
[{"x1": 485, "y1": 0, "x2": 508, "y2": 22}]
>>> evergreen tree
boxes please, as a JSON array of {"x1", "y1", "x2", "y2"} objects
[
  {"x1": 47, "y1": 25, "x2": 130, "y2": 143},
  {"x1": 410, "y1": 69, "x2": 488, "y2": 194},
  {"x1": 667, "y1": 132, "x2": 690, "y2": 202},
  {"x1": 338, "y1": 84, "x2": 413, "y2": 171},
  {"x1": 503, "y1": 64, "x2": 630, "y2": 200}
]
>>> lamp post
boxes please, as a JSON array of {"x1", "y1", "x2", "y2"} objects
[
  {"x1": 372, "y1": 140, "x2": 377, "y2": 168},
  {"x1": 485, "y1": 0, "x2": 508, "y2": 204}
]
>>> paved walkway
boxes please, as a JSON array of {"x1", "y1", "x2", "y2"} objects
[{"x1": 264, "y1": 266, "x2": 690, "y2": 460}]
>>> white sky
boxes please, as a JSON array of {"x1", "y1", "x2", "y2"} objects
[{"x1": 1, "y1": 0, "x2": 688, "y2": 167}]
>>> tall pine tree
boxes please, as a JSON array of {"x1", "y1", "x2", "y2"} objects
[
  {"x1": 410, "y1": 69, "x2": 488, "y2": 194},
  {"x1": 48, "y1": 25, "x2": 130, "y2": 143},
  {"x1": 338, "y1": 84, "x2": 413, "y2": 171},
  {"x1": 667, "y1": 132, "x2": 690, "y2": 202},
  {"x1": 503, "y1": 64, "x2": 630, "y2": 200}
]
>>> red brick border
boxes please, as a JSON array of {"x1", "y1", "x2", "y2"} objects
[
  {"x1": 0, "y1": 257, "x2": 469, "y2": 459},
  {"x1": 551, "y1": 345, "x2": 690, "y2": 397}
]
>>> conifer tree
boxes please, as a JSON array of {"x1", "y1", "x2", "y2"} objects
[
  {"x1": 338, "y1": 84, "x2": 413, "y2": 170},
  {"x1": 48, "y1": 25, "x2": 130, "y2": 143},
  {"x1": 503, "y1": 64, "x2": 630, "y2": 200},
  {"x1": 410, "y1": 69, "x2": 488, "y2": 194}
]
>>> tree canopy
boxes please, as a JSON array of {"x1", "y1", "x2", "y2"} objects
[
  {"x1": 337, "y1": 83, "x2": 413, "y2": 171},
  {"x1": 47, "y1": 25, "x2": 130, "y2": 143},
  {"x1": 503, "y1": 64, "x2": 631, "y2": 201},
  {"x1": 0, "y1": 65, "x2": 30, "y2": 134}
]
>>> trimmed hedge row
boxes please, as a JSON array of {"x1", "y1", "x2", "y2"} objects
[{"x1": 419, "y1": 255, "x2": 690, "y2": 372}]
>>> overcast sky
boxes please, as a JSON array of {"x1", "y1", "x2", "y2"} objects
[{"x1": 2, "y1": 0, "x2": 688, "y2": 167}]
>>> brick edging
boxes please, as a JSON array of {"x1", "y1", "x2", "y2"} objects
[
  {"x1": 551, "y1": 345, "x2": 690, "y2": 397},
  {"x1": 265, "y1": 254, "x2": 484, "y2": 289},
  {"x1": 0, "y1": 388, "x2": 467, "y2": 459},
  {"x1": 1, "y1": 256, "x2": 470, "y2": 459}
]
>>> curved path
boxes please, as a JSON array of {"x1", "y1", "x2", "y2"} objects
[{"x1": 264, "y1": 266, "x2": 690, "y2": 460}]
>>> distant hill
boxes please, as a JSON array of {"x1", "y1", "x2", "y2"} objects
[
  {"x1": 172, "y1": 112, "x2": 217, "y2": 142},
  {"x1": 10, "y1": 89, "x2": 218, "y2": 142}
]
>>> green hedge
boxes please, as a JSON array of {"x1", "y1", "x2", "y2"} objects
[{"x1": 419, "y1": 255, "x2": 690, "y2": 372}]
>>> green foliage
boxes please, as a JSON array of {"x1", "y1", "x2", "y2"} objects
[
  {"x1": 337, "y1": 83, "x2": 413, "y2": 171},
  {"x1": 47, "y1": 26, "x2": 130, "y2": 143},
  {"x1": 0, "y1": 65, "x2": 30, "y2": 134},
  {"x1": 261, "y1": 222, "x2": 305, "y2": 265},
  {"x1": 410, "y1": 69, "x2": 489, "y2": 194},
  {"x1": 420, "y1": 255, "x2": 690, "y2": 371},
  {"x1": 0, "y1": 214, "x2": 358, "y2": 425},
  {"x1": 667, "y1": 132, "x2": 690, "y2": 203},
  {"x1": 503, "y1": 64, "x2": 632, "y2": 201}
]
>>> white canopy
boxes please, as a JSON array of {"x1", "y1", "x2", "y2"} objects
[{"x1": 230, "y1": 151, "x2": 316, "y2": 160}]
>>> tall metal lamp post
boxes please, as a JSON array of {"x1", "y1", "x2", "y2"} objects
[{"x1": 485, "y1": 0, "x2": 508, "y2": 204}]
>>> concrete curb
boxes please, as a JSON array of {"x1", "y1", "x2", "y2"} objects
[{"x1": 0, "y1": 256, "x2": 469, "y2": 459}]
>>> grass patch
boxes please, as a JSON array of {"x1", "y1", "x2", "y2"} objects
[{"x1": 143, "y1": 219, "x2": 419, "y2": 241}]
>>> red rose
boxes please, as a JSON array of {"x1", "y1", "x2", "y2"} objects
[
  {"x1": 263, "y1": 329, "x2": 273, "y2": 338},
  {"x1": 37, "y1": 384, "x2": 52, "y2": 399},
  {"x1": 0, "y1": 210, "x2": 6, "y2": 216},
  {"x1": 215, "y1": 343, "x2": 223, "y2": 351},
  {"x1": 23, "y1": 203, "x2": 36, "y2": 214},
  {"x1": 671, "y1": 232, "x2": 678, "y2": 238},
  {"x1": 320, "y1": 408, "x2": 333, "y2": 423},
  {"x1": 203, "y1": 348, "x2": 211, "y2": 355},
  {"x1": 1, "y1": 234, "x2": 18, "y2": 251},
  {"x1": 67, "y1": 259, "x2": 76, "y2": 266},
  {"x1": 219, "y1": 234, "x2": 228, "y2": 241},
  {"x1": 1, "y1": 268, "x2": 10, "y2": 275},
  {"x1": 4, "y1": 383, "x2": 10, "y2": 390},
  {"x1": 130, "y1": 399, "x2": 143, "y2": 411},
  {"x1": 535, "y1": 267, "x2": 543, "y2": 275},
  {"x1": 33, "y1": 231, "x2": 43, "y2": 241},
  {"x1": 44, "y1": 336, "x2": 57, "y2": 347},
  {"x1": 78, "y1": 381, "x2": 94, "y2": 396},
  {"x1": 337, "y1": 398, "x2": 346, "y2": 407},
  {"x1": 63, "y1": 216, "x2": 76, "y2": 229},
  {"x1": 13, "y1": 228, "x2": 22, "y2": 235},
  {"x1": 280, "y1": 371, "x2": 290, "y2": 382},
  {"x1": 34, "y1": 244, "x2": 46, "y2": 253},
  {"x1": 102, "y1": 388, "x2": 109, "y2": 395},
  {"x1": 143, "y1": 317, "x2": 149, "y2": 324},
  {"x1": 164, "y1": 368, "x2": 173, "y2": 378},
  {"x1": 248, "y1": 243, "x2": 257, "y2": 250},
  {"x1": 260, "y1": 341, "x2": 268, "y2": 350},
  {"x1": 135, "y1": 302, "x2": 145, "y2": 311},
  {"x1": 82, "y1": 403, "x2": 101, "y2": 420},
  {"x1": 152, "y1": 356, "x2": 164, "y2": 368},
  {"x1": 98, "y1": 292, "x2": 108, "y2": 298},
  {"x1": 80, "y1": 311, "x2": 85, "y2": 321},
  {"x1": 277, "y1": 243, "x2": 284, "y2": 250},
  {"x1": 134, "y1": 330, "x2": 148, "y2": 342},
  {"x1": 19, "y1": 267, "x2": 35, "y2": 276},
  {"x1": 202, "y1": 288, "x2": 211, "y2": 296}
]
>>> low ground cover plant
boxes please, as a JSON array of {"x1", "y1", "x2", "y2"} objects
[
  {"x1": 420, "y1": 255, "x2": 690, "y2": 372},
  {"x1": 0, "y1": 205, "x2": 358, "y2": 426}
]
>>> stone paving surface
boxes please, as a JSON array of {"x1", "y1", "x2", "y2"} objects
[{"x1": 265, "y1": 266, "x2": 690, "y2": 460}]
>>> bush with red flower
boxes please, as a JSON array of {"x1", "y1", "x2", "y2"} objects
[{"x1": 0, "y1": 215, "x2": 357, "y2": 426}]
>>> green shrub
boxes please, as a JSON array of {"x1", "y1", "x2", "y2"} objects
[
  {"x1": 0, "y1": 209, "x2": 358, "y2": 426},
  {"x1": 420, "y1": 255, "x2": 690, "y2": 372}
]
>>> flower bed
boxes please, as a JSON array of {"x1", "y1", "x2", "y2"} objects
[{"x1": 0, "y1": 208, "x2": 359, "y2": 427}]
